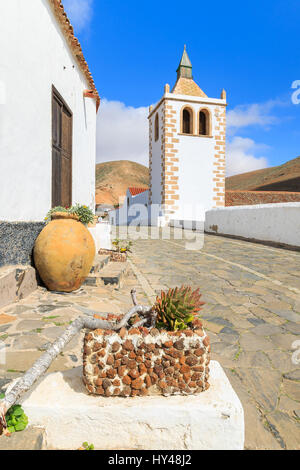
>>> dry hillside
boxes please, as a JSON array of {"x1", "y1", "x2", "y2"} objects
[
  {"x1": 95, "y1": 160, "x2": 149, "y2": 205},
  {"x1": 95, "y1": 157, "x2": 300, "y2": 206},
  {"x1": 226, "y1": 156, "x2": 300, "y2": 191}
]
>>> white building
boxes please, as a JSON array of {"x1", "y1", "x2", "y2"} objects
[
  {"x1": 0, "y1": 0, "x2": 100, "y2": 222},
  {"x1": 109, "y1": 187, "x2": 149, "y2": 226},
  {"x1": 110, "y1": 47, "x2": 226, "y2": 228}
]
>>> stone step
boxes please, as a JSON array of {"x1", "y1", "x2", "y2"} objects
[
  {"x1": 0, "y1": 265, "x2": 38, "y2": 309},
  {"x1": 100, "y1": 262, "x2": 129, "y2": 287},
  {"x1": 84, "y1": 261, "x2": 129, "y2": 288},
  {"x1": 0, "y1": 426, "x2": 46, "y2": 450},
  {"x1": 89, "y1": 254, "x2": 110, "y2": 274}
]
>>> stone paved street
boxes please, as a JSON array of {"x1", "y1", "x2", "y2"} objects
[
  {"x1": 0, "y1": 229, "x2": 299, "y2": 449},
  {"x1": 0, "y1": 268, "x2": 148, "y2": 391},
  {"x1": 127, "y1": 230, "x2": 300, "y2": 450}
]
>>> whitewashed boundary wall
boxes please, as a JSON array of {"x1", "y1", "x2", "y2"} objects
[{"x1": 205, "y1": 202, "x2": 300, "y2": 249}]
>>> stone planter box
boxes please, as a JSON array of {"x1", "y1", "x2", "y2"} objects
[
  {"x1": 98, "y1": 248, "x2": 127, "y2": 262},
  {"x1": 83, "y1": 324, "x2": 210, "y2": 397}
]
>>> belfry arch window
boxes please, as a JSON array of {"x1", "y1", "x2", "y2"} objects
[
  {"x1": 181, "y1": 107, "x2": 193, "y2": 134},
  {"x1": 199, "y1": 109, "x2": 210, "y2": 136},
  {"x1": 154, "y1": 113, "x2": 159, "y2": 141}
]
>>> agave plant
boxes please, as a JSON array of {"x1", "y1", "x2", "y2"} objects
[{"x1": 153, "y1": 286, "x2": 205, "y2": 331}]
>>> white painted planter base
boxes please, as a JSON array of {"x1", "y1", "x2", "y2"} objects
[{"x1": 20, "y1": 361, "x2": 244, "y2": 450}]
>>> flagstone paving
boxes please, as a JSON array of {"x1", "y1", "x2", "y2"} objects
[
  {"x1": 0, "y1": 269, "x2": 148, "y2": 380},
  {"x1": 0, "y1": 230, "x2": 299, "y2": 450},
  {"x1": 127, "y1": 231, "x2": 300, "y2": 450}
]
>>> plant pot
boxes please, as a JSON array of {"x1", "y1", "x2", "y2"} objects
[
  {"x1": 33, "y1": 212, "x2": 95, "y2": 292},
  {"x1": 83, "y1": 322, "x2": 210, "y2": 397},
  {"x1": 88, "y1": 216, "x2": 99, "y2": 228}
]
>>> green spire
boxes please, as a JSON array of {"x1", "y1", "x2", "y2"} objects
[{"x1": 176, "y1": 45, "x2": 193, "y2": 79}]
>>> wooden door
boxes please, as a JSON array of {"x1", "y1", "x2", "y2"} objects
[{"x1": 52, "y1": 87, "x2": 72, "y2": 208}]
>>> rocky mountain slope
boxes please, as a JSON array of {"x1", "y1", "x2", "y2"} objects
[
  {"x1": 95, "y1": 160, "x2": 149, "y2": 205},
  {"x1": 226, "y1": 156, "x2": 300, "y2": 191}
]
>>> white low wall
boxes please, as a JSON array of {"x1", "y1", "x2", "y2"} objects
[{"x1": 205, "y1": 202, "x2": 300, "y2": 248}]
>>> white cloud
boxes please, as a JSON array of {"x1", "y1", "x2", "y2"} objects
[
  {"x1": 225, "y1": 100, "x2": 282, "y2": 175},
  {"x1": 226, "y1": 137, "x2": 268, "y2": 177},
  {"x1": 96, "y1": 99, "x2": 149, "y2": 165},
  {"x1": 95, "y1": 99, "x2": 273, "y2": 176},
  {"x1": 63, "y1": 0, "x2": 93, "y2": 32},
  {"x1": 227, "y1": 100, "x2": 280, "y2": 131}
]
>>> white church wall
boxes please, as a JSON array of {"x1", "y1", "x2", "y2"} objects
[
  {"x1": 167, "y1": 95, "x2": 225, "y2": 222},
  {"x1": 0, "y1": 0, "x2": 96, "y2": 222},
  {"x1": 167, "y1": 99, "x2": 217, "y2": 220},
  {"x1": 149, "y1": 104, "x2": 164, "y2": 206}
]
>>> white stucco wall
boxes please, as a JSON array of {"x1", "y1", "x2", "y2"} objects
[
  {"x1": 167, "y1": 96, "x2": 219, "y2": 218},
  {"x1": 0, "y1": 0, "x2": 97, "y2": 222},
  {"x1": 205, "y1": 203, "x2": 300, "y2": 248},
  {"x1": 149, "y1": 103, "x2": 164, "y2": 206},
  {"x1": 109, "y1": 189, "x2": 149, "y2": 226}
]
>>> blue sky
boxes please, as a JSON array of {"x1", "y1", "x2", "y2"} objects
[{"x1": 63, "y1": 0, "x2": 300, "y2": 175}]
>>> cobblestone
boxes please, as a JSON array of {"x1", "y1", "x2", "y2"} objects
[
  {"x1": 0, "y1": 230, "x2": 299, "y2": 449},
  {"x1": 127, "y1": 230, "x2": 300, "y2": 450}
]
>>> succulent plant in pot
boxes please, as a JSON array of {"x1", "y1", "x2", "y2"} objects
[
  {"x1": 0, "y1": 286, "x2": 210, "y2": 433},
  {"x1": 153, "y1": 286, "x2": 205, "y2": 331},
  {"x1": 44, "y1": 204, "x2": 94, "y2": 226},
  {"x1": 34, "y1": 204, "x2": 96, "y2": 292},
  {"x1": 99, "y1": 239, "x2": 133, "y2": 262}
]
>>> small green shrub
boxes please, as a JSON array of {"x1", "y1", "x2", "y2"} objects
[
  {"x1": 112, "y1": 239, "x2": 133, "y2": 253},
  {"x1": 70, "y1": 204, "x2": 94, "y2": 225},
  {"x1": 45, "y1": 204, "x2": 94, "y2": 225},
  {"x1": 0, "y1": 394, "x2": 29, "y2": 434},
  {"x1": 44, "y1": 206, "x2": 68, "y2": 223},
  {"x1": 80, "y1": 442, "x2": 95, "y2": 450}
]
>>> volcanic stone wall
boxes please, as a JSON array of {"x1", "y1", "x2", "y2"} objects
[
  {"x1": 0, "y1": 222, "x2": 44, "y2": 267},
  {"x1": 83, "y1": 326, "x2": 210, "y2": 397},
  {"x1": 225, "y1": 190, "x2": 300, "y2": 207}
]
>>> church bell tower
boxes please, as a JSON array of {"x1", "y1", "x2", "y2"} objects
[{"x1": 148, "y1": 46, "x2": 227, "y2": 226}]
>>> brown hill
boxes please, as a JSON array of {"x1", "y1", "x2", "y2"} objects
[
  {"x1": 226, "y1": 156, "x2": 300, "y2": 191},
  {"x1": 95, "y1": 160, "x2": 149, "y2": 205}
]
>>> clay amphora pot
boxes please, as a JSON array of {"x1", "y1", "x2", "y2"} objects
[{"x1": 34, "y1": 212, "x2": 95, "y2": 292}]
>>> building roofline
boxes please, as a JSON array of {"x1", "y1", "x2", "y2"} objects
[
  {"x1": 148, "y1": 93, "x2": 227, "y2": 119},
  {"x1": 48, "y1": 0, "x2": 100, "y2": 112},
  {"x1": 128, "y1": 187, "x2": 149, "y2": 196}
]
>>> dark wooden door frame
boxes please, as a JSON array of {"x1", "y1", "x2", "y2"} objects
[{"x1": 51, "y1": 85, "x2": 73, "y2": 208}]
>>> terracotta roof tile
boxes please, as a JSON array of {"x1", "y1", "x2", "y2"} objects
[
  {"x1": 48, "y1": 0, "x2": 100, "y2": 111},
  {"x1": 128, "y1": 187, "x2": 148, "y2": 196},
  {"x1": 171, "y1": 77, "x2": 207, "y2": 98}
]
